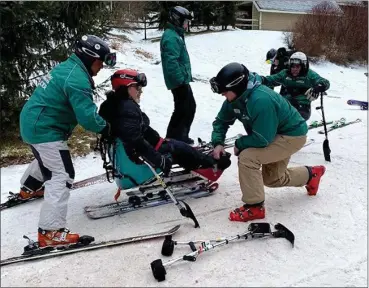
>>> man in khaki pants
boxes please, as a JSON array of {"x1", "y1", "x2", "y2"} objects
[{"x1": 209, "y1": 62, "x2": 326, "y2": 222}]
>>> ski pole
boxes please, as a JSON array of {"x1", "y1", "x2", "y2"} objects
[
  {"x1": 316, "y1": 92, "x2": 331, "y2": 162},
  {"x1": 150, "y1": 222, "x2": 295, "y2": 282},
  {"x1": 143, "y1": 160, "x2": 200, "y2": 228}
]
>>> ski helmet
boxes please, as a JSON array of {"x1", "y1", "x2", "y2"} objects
[
  {"x1": 210, "y1": 62, "x2": 249, "y2": 97},
  {"x1": 75, "y1": 35, "x2": 116, "y2": 68},
  {"x1": 168, "y1": 6, "x2": 193, "y2": 27},
  {"x1": 289, "y1": 51, "x2": 309, "y2": 76},
  {"x1": 111, "y1": 69, "x2": 147, "y2": 91},
  {"x1": 266, "y1": 48, "x2": 277, "y2": 61}
]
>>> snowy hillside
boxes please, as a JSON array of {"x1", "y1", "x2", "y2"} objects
[{"x1": 1, "y1": 28, "x2": 367, "y2": 287}]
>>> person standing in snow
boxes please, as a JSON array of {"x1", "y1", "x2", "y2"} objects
[
  {"x1": 18, "y1": 35, "x2": 116, "y2": 247},
  {"x1": 160, "y1": 6, "x2": 196, "y2": 145},
  {"x1": 209, "y1": 62, "x2": 326, "y2": 222},
  {"x1": 261, "y1": 51, "x2": 330, "y2": 120}
]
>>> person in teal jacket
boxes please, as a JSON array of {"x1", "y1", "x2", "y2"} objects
[
  {"x1": 160, "y1": 6, "x2": 195, "y2": 144},
  {"x1": 261, "y1": 51, "x2": 330, "y2": 120},
  {"x1": 18, "y1": 35, "x2": 116, "y2": 248},
  {"x1": 210, "y1": 62, "x2": 326, "y2": 222}
]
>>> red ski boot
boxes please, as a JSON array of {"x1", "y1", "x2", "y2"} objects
[
  {"x1": 229, "y1": 203, "x2": 265, "y2": 222},
  {"x1": 306, "y1": 166, "x2": 326, "y2": 196}
]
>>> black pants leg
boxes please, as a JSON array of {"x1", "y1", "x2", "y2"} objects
[
  {"x1": 291, "y1": 102, "x2": 311, "y2": 121},
  {"x1": 159, "y1": 139, "x2": 215, "y2": 171},
  {"x1": 166, "y1": 84, "x2": 196, "y2": 141}
]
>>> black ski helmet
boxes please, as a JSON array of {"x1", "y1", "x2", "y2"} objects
[
  {"x1": 168, "y1": 6, "x2": 193, "y2": 27},
  {"x1": 75, "y1": 35, "x2": 116, "y2": 72},
  {"x1": 266, "y1": 48, "x2": 277, "y2": 61},
  {"x1": 288, "y1": 51, "x2": 309, "y2": 77},
  {"x1": 210, "y1": 62, "x2": 249, "y2": 97}
]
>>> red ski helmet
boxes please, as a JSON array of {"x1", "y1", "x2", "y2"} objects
[{"x1": 111, "y1": 69, "x2": 147, "y2": 91}]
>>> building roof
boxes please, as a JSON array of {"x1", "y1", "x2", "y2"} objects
[{"x1": 254, "y1": 0, "x2": 342, "y2": 14}]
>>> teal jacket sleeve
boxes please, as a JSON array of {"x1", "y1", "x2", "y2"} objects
[
  {"x1": 161, "y1": 36, "x2": 185, "y2": 88},
  {"x1": 235, "y1": 98, "x2": 278, "y2": 151},
  {"x1": 211, "y1": 101, "x2": 236, "y2": 147},
  {"x1": 65, "y1": 74, "x2": 107, "y2": 133},
  {"x1": 262, "y1": 70, "x2": 288, "y2": 88},
  {"x1": 309, "y1": 70, "x2": 330, "y2": 90}
]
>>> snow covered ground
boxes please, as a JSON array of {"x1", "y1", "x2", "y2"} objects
[{"x1": 1, "y1": 28, "x2": 367, "y2": 287}]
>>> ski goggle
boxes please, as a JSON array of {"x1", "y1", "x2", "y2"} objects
[
  {"x1": 210, "y1": 75, "x2": 245, "y2": 94},
  {"x1": 104, "y1": 53, "x2": 117, "y2": 67},
  {"x1": 111, "y1": 72, "x2": 147, "y2": 87}
]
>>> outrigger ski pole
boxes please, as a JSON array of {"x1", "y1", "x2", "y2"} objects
[
  {"x1": 151, "y1": 222, "x2": 295, "y2": 282},
  {"x1": 143, "y1": 160, "x2": 200, "y2": 228}
]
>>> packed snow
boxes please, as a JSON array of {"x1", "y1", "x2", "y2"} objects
[{"x1": 1, "y1": 28, "x2": 367, "y2": 287}]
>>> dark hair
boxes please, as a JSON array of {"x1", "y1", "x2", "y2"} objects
[{"x1": 114, "y1": 86, "x2": 130, "y2": 99}]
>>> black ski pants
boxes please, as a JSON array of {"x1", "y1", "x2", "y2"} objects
[{"x1": 166, "y1": 84, "x2": 196, "y2": 142}]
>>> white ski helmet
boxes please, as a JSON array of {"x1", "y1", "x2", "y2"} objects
[{"x1": 289, "y1": 51, "x2": 309, "y2": 76}]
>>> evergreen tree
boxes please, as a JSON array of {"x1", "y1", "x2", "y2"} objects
[{"x1": 0, "y1": 1, "x2": 111, "y2": 135}]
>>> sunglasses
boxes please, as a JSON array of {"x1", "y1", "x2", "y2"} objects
[{"x1": 104, "y1": 53, "x2": 117, "y2": 67}]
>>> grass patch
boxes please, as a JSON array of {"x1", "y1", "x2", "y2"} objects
[
  {"x1": 134, "y1": 48, "x2": 154, "y2": 59},
  {"x1": 0, "y1": 125, "x2": 98, "y2": 168}
]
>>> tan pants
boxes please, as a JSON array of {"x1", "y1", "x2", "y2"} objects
[{"x1": 238, "y1": 135, "x2": 309, "y2": 204}]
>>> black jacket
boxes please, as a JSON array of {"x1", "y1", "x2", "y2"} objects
[
  {"x1": 99, "y1": 91, "x2": 163, "y2": 168},
  {"x1": 270, "y1": 48, "x2": 295, "y2": 75}
]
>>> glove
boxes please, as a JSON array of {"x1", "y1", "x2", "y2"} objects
[
  {"x1": 305, "y1": 84, "x2": 325, "y2": 102},
  {"x1": 100, "y1": 122, "x2": 113, "y2": 142},
  {"x1": 160, "y1": 155, "x2": 173, "y2": 177}
]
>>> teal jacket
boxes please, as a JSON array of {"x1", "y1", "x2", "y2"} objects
[
  {"x1": 20, "y1": 53, "x2": 107, "y2": 144},
  {"x1": 262, "y1": 69, "x2": 330, "y2": 105},
  {"x1": 160, "y1": 23, "x2": 192, "y2": 90},
  {"x1": 211, "y1": 73, "x2": 308, "y2": 152}
]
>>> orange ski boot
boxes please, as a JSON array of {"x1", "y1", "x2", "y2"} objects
[{"x1": 38, "y1": 228, "x2": 80, "y2": 248}]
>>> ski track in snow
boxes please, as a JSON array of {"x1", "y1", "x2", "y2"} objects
[{"x1": 1, "y1": 29, "x2": 367, "y2": 287}]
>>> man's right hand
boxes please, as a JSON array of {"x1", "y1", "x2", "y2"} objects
[{"x1": 212, "y1": 145, "x2": 226, "y2": 160}]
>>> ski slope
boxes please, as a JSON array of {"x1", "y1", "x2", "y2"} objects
[{"x1": 1, "y1": 28, "x2": 367, "y2": 287}]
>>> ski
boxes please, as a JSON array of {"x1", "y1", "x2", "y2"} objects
[
  {"x1": 1, "y1": 135, "x2": 239, "y2": 211},
  {"x1": 347, "y1": 99, "x2": 368, "y2": 110},
  {"x1": 84, "y1": 183, "x2": 217, "y2": 219},
  {"x1": 1, "y1": 173, "x2": 107, "y2": 211},
  {"x1": 318, "y1": 118, "x2": 362, "y2": 134},
  {"x1": 308, "y1": 120, "x2": 334, "y2": 130},
  {"x1": 0, "y1": 225, "x2": 181, "y2": 267}
]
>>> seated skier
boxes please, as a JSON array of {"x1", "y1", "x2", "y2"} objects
[
  {"x1": 98, "y1": 69, "x2": 231, "y2": 189},
  {"x1": 261, "y1": 51, "x2": 330, "y2": 121}
]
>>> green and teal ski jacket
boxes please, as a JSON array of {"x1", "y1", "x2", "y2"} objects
[
  {"x1": 160, "y1": 23, "x2": 193, "y2": 90},
  {"x1": 20, "y1": 53, "x2": 107, "y2": 144},
  {"x1": 211, "y1": 73, "x2": 308, "y2": 152}
]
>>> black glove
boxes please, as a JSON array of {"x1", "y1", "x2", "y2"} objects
[
  {"x1": 160, "y1": 155, "x2": 173, "y2": 177},
  {"x1": 313, "y1": 83, "x2": 326, "y2": 94},
  {"x1": 100, "y1": 122, "x2": 113, "y2": 142},
  {"x1": 260, "y1": 76, "x2": 267, "y2": 84}
]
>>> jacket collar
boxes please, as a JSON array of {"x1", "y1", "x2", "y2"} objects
[
  {"x1": 231, "y1": 72, "x2": 263, "y2": 106},
  {"x1": 166, "y1": 22, "x2": 185, "y2": 37},
  {"x1": 69, "y1": 53, "x2": 95, "y2": 89}
]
